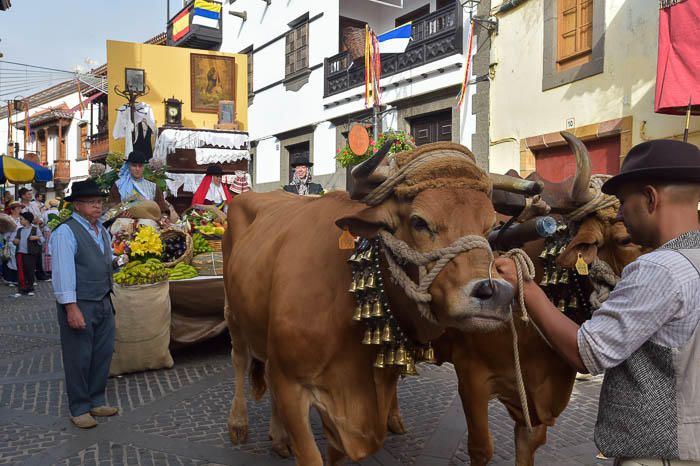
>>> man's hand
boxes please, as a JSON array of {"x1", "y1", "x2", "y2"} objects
[
  {"x1": 494, "y1": 257, "x2": 519, "y2": 289},
  {"x1": 29, "y1": 235, "x2": 40, "y2": 241},
  {"x1": 65, "y1": 303, "x2": 86, "y2": 330},
  {"x1": 12, "y1": 238, "x2": 19, "y2": 245}
]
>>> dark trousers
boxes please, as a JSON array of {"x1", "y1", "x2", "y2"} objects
[
  {"x1": 16, "y1": 252, "x2": 37, "y2": 293},
  {"x1": 56, "y1": 296, "x2": 115, "y2": 417}
]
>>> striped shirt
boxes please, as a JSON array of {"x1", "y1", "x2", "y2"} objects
[{"x1": 577, "y1": 230, "x2": 700, "y2": 375}]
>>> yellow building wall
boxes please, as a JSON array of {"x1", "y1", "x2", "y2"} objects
[{"x1": 107, "y1": 40, "x2": 248, "y2": 153}]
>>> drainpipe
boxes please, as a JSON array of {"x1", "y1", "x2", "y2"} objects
[{"x1": 495, "y1": 0, "x2": 530, "y2": 14}]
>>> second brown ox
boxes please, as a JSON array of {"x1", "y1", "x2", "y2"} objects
[{"x1": 223, "y1": 142, "x2": 524, "y2": 465}]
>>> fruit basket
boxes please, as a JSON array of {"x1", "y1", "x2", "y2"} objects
[{"x1": 160, "y1": 229, "x2": 193, "y2": 268}]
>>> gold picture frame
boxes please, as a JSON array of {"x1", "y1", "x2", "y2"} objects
[{"x1": 190, "y1": 54, "x2": 235, "y2": 114}]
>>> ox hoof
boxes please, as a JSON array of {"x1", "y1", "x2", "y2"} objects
[
  {"x1": 271, "y1": 441, "x2": 292, "y2": 458},
  {"x1": 388, "y1": 414, "x2": 407, "y2": 435},
  {"x1": 228, "y1": 423, "x2": 248, "y2": 444}
]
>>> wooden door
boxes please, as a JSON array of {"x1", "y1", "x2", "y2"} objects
[
  {"x1": 410, "y1": 111, "x2": 452, "y2": 146},
  {"x1": 534, "y1": 135, "x2": 621, "y2": 182}
]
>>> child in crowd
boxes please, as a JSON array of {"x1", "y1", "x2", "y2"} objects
[{"x1": 12, "y1": 212, "x2": 44, "y2": 297}]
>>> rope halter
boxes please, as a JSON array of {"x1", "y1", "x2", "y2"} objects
[{"x1": 378, "y1": 229, "x2": 494, "y2": 324}]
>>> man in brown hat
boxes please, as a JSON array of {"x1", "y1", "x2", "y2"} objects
[{"x1": 496, "y1": 139, "x2": 700, "y2": 465}]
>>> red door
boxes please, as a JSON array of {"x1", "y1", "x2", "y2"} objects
[{"x1": 533, "y1": 135, "x2": 621, "y2": 182}]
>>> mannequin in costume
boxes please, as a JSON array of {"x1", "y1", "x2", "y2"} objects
[
  {"x1": 191, "y1": 164, "x2": 232, "y2": 212},
  {"x1": 108, "y1": 151, "x2": 169, "y2": 215},
  {"x1": 283, "y1": 153, "x2": 323, "y2": 195}
]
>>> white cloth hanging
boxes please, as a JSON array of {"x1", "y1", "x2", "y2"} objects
[
  {"x1": 153, "y1": 128, "x2": 249, "y2": 161},
  {"x1": 165, "y1": 172, "x2": 205, "y2": 194},
  {"x1": 113, "y1": 103, "x2": 157, "y2": 156},
  {"x1": 194, "y1": 148, "x2": 250, "y2": 165}
]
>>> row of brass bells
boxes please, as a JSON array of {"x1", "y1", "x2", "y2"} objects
[
  {"x1": 556, "y1": 295, "x2": 580, "y2": 312},
  {"x1": 348, "y1": 247, "x2": 374, "y2": 263},
  {"x1": 540, "y1": 268, "x2": 571, "y2": 286},
  {"x1": 402, "y1": 355, "x2": 418, "y2": 376},
  {"x1": 362, "y1": 326, "x2": 384, "y2": 345}
]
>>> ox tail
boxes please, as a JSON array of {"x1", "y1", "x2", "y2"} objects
[{"x1": 250, "y1": 358, "x2": 267, "y2": 400}]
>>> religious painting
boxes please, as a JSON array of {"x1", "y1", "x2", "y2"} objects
[
  {"x1": 125, "y1": 68, "x2": 146, "y2": 93},
  {"x1": 218, "y1": 100, "x2": 235, "y2": 124},
  {"x1": 190, "y1": 54, "x2": 235, "y2": 114}
]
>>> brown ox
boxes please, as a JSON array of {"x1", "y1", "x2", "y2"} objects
[
  {"x1": 223, "y1": 142, "x2": 520, "y2": 465},
  {"x1": 388, "y1": 133, "x2": 645, "y2": 465}
]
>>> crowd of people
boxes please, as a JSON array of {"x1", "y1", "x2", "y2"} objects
[{"x1": 1, "y1": 187, "x2": 56, "y2": 297}]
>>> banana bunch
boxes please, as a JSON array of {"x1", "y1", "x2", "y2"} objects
[
  {"x1": 114, "y1": 258, "x2": 169, "y2": 286},
  {"x1": 192, "y1": 233, "x2": 213, "y2": 254},
  {"x1": 168, "y1": 262, "x2": 198, "y2": 281},
  {"x1": 58, "y1": 208, "x2": 72, "y2": 221},
  {"x1": 130, "y1": 226, "x2": 163, "y2": 258}
]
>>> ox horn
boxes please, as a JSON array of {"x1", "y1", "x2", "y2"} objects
[
  {"x1": 561, "y1": 131, "x2": 594, "y2": 205},
  {"x1": 489, "y1": 173, "x2": 544, "y2": 196},
  {"x1": 349, "y1": 135, "x2": 396, "y2": 200}
]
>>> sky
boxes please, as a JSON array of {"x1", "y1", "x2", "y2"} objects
[{"x1": 0, "y1": 0, "x2": 171, "y2": 96}]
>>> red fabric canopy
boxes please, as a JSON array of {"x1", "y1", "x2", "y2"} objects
[{"x1": 655, "y1": 0, "x2": 700, "y2": 115}]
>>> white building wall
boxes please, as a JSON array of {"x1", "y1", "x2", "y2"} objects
[
  {"x1": 255, "y1": 137, "x2": 281, "y2": 184},
  {"x1": 488, "y1": 0, "x2": 700, "y2": 174}
]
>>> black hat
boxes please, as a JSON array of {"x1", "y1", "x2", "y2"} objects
[
  {"x1": 602, "y1": 140, "x2": 700, "y2": 195},
  {"x1": 290, "y1": 153, "x2": 313, "y2": 167},
  {"x1": 126, "y1": 151, "x2": 149, "y2": 164},
  {"x1": 20, "y1": 211, "x2": 34, "y2": 223},
  {"x1": 65, "y1": 178, "x2": 107, "y2": 202},
  {"x1": 206, "y1": 164, "x2": 223, "y2": 176}
]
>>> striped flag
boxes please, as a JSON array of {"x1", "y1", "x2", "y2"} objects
[
  {"x1": 192, "y1": 0, "x2": 221, "y2": 29},
  {"x1": 172, "y1": 8, "x2": 190, "y2": 41},
  {"x1": 377, "y1": 22, "x2": 412, "y2": 54}
]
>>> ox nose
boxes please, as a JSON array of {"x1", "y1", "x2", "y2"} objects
[{"x1": 471, "y1": 280, "x2": 494, "y2": 300}]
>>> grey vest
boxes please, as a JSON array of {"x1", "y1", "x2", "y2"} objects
[
  {"x1": 65, "y1": 217, "x2": 113, "y2": 302},
  {"x1": 595, "y1": 248, "x2": 700, "y2": 460}
]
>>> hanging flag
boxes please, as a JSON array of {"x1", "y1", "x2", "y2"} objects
[
  {"x1": 457, "y1": 19, "x2": 475, "y2": 107},
  {"x1": 192, "y1": 0, "x2": 221, "y2": 29},
  {"x1": 23, "y1": 100, "x2": 30, "y2": 150},
  {"x1": 377, "y1": 22, "x2": 412, "y2": 54},
  {"x1": 172, "y1": 8, "x2": 191, "y2": 41}
]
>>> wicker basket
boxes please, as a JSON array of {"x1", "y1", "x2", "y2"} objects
[
  {"x1": 342, "y1": 26, "x2": 366, "y2": 62},
  {"x1": 192, "y1": 252, "x2": 224, "y2": 276},
  {"x1": 161, "y1": 229, "x2": 193, "y2": 268},
  {"x1": 205, "y1": 238, "x2": 222, "y2": 252}
]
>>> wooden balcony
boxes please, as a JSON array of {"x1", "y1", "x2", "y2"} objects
[
  {"x1": 53, "y1": 160, "x2": 71, "y2": 183},
  {"x1": 324, "y1": 3, "x2": 462, "y2": 97},
  {"x1": 89, "y1": 132, "x2": 109, "y2": 161},
  {"x1": 167, "y1": 0, "x2": 222, "y2": 50}
]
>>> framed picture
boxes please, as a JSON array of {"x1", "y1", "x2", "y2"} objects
[
  {"x1": 218, "y1": 100, "x2": 235, "y2": 124},
  {"x1": 190, "y1": 54, "x2": 235, "y2": 113},
  {"x1": 125, "y1": 68, "x2": 146, "y2": 93}
]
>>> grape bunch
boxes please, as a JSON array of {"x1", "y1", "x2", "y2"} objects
[
  {"x1": 192, "y1": 233, "x2": 213, "y2": 254},
  {"x1": 162, "y1": 234, "x2": 187, "y2": 263}
]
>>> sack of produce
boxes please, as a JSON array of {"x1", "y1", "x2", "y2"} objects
[
  {"x1": 161, "y1": 229, "x2": 193, "y2": 267},
  {"x1": 127, "y1": 200, "x2": 161, "y2": 221},
  {"x1": 109, "y1": 280, "x2": 174, "y2": 376},
  {"x1": 191, "y1": 252, "x2": 223, "y2": 276},
  {"x1": 168, "y1": 262, "x2": 199, "y2": 280}
]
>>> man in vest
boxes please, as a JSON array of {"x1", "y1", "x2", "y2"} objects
[
  {"x1": 50, "y1": 179, "x2": 126, "y2": 429},
  {"x1": 496, "y1": 139, "x2": 700, "y2": 465}
]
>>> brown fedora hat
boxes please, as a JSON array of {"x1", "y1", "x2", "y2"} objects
[{"x1": 602, "y1": 139, "x2": 700, "y2": 195}]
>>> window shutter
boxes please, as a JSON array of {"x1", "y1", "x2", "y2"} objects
[
  {"x1": 577, "y1": 0, "x2": 593, "y2": 54},
  {"x1": 559, "y1": 0, "x2": 578, "y2": 60}
]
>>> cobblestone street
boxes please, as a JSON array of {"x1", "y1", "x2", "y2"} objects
[{"x1": 0, "y1": 282, "x2": 612, "y2": 466}]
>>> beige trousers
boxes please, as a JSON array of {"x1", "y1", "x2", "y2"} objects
[{"x1": 615, "y1": 460, "x2": 700, "y2": 466}]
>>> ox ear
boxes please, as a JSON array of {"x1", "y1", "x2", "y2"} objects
[
  {"x1": 556, "y1": 220, "x2": 604, "y2": 268},
  {"x1": 336, "y1": 206, "x2": 391, "y2": 239}
]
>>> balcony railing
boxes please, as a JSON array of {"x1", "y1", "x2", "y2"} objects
[
  {"x1": 167, "y1": 0, "x2": 222, "y2": 50},
  {"x1": 324, "y1": 3, "x2": 462, "y2": 98},
  {"x1": 53, "y1": 160, "x2": 70, "y2": 183},
  {"x1": 89, "y1": 132, "x2": 109, "y2": 161}
]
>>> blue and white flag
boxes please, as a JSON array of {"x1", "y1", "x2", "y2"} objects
[
  {"x1": 192, "y1": 0, "x2": 221, "y2": 29},
  {"x1": 377, "y1": 22, "x2": 412, "y2": 54}
]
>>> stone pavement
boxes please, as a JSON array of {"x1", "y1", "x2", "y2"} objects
[{"x1": 0, "y1": 281, "x2": 613, "y2": 465}]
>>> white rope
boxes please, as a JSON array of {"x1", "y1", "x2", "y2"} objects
[{"x1": 565, "y1": 175, "x2": 620, "y2": 223}]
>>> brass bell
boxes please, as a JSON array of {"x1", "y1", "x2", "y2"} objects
[
  {"x1": 402, "y1": 355, "x2": 419, "y2": 376},
  {"x1": 550, "y1": 269, "x2": 559, "y2": 285},
  {"x1": 356, "y1": 275, "x2": 366, "y2": 291},
  {"x1": 374, "y1": 350, "x2": 385, "y2": 368},
  {"x1": 348, "y1": 279, "x2": 357, "y2": 293},
  {"x1": 557, "y1": 298, "x2": 566, "y2": 312},
  {"x1": 352, "y1": 304, "x2": 362, "y2": 321},
  {"x1": 539, "y1": 270, "x2": 550, "y2": 287},
  {"x1": 385, "y1": 347, "x2": 396, "y2": 365},
  {"x1": 361, "y1": 248, "x2": 373, "y2": 262},
  {"x1": 372, "y1": 327, "x2": 382, "y2": 345},
  {"x1": 365, "y1": 273, "x2": 377, "y2": 289},
  {"x1": 361, "y1": 301, "x2": 372, "y2": 319},
  {"x1": 559, "y1": 270, "x2": 570, "y2": 284},
  {"x1": 347, "y1": 252, "x2": 358, "y2": 263},
  {"x1": 371, "y1": 300, "x2": 384, "y2": 318},
  {"x1": 547, "y1": 245, "x2": 557, "y2": 257},
  {"x1": 362, "y1": 327, "x2": 373, "y2": 344},
  {"x1": 539, "y1": 247, "x2": 548, "y2": 259},
  {"x1": 395, "y1": 345, "x2": 407, "y2": 365},
  {"x1": 422, "y1": 343, "x2": 437, "y2": 364},
  {"x1": 557, "y1": 244, "x2": 567, "y2": 256},
  {"x1": 568, "y1": 295, "x2": 579, "y2": 309},
  {"x1": 381, "y1": 322, "x2": 393, "y2": 343}
]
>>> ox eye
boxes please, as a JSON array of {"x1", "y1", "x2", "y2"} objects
[
  {"x1": 410, "y1": 215, "x2": 430, "y2": 232},
  {"x1": 619, "y1": 236, "x2": 632, "y2": 246}
]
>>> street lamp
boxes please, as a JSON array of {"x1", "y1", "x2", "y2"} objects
[{"x1": 83, "y1": 136, "x2": 92, "y2": 158}]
